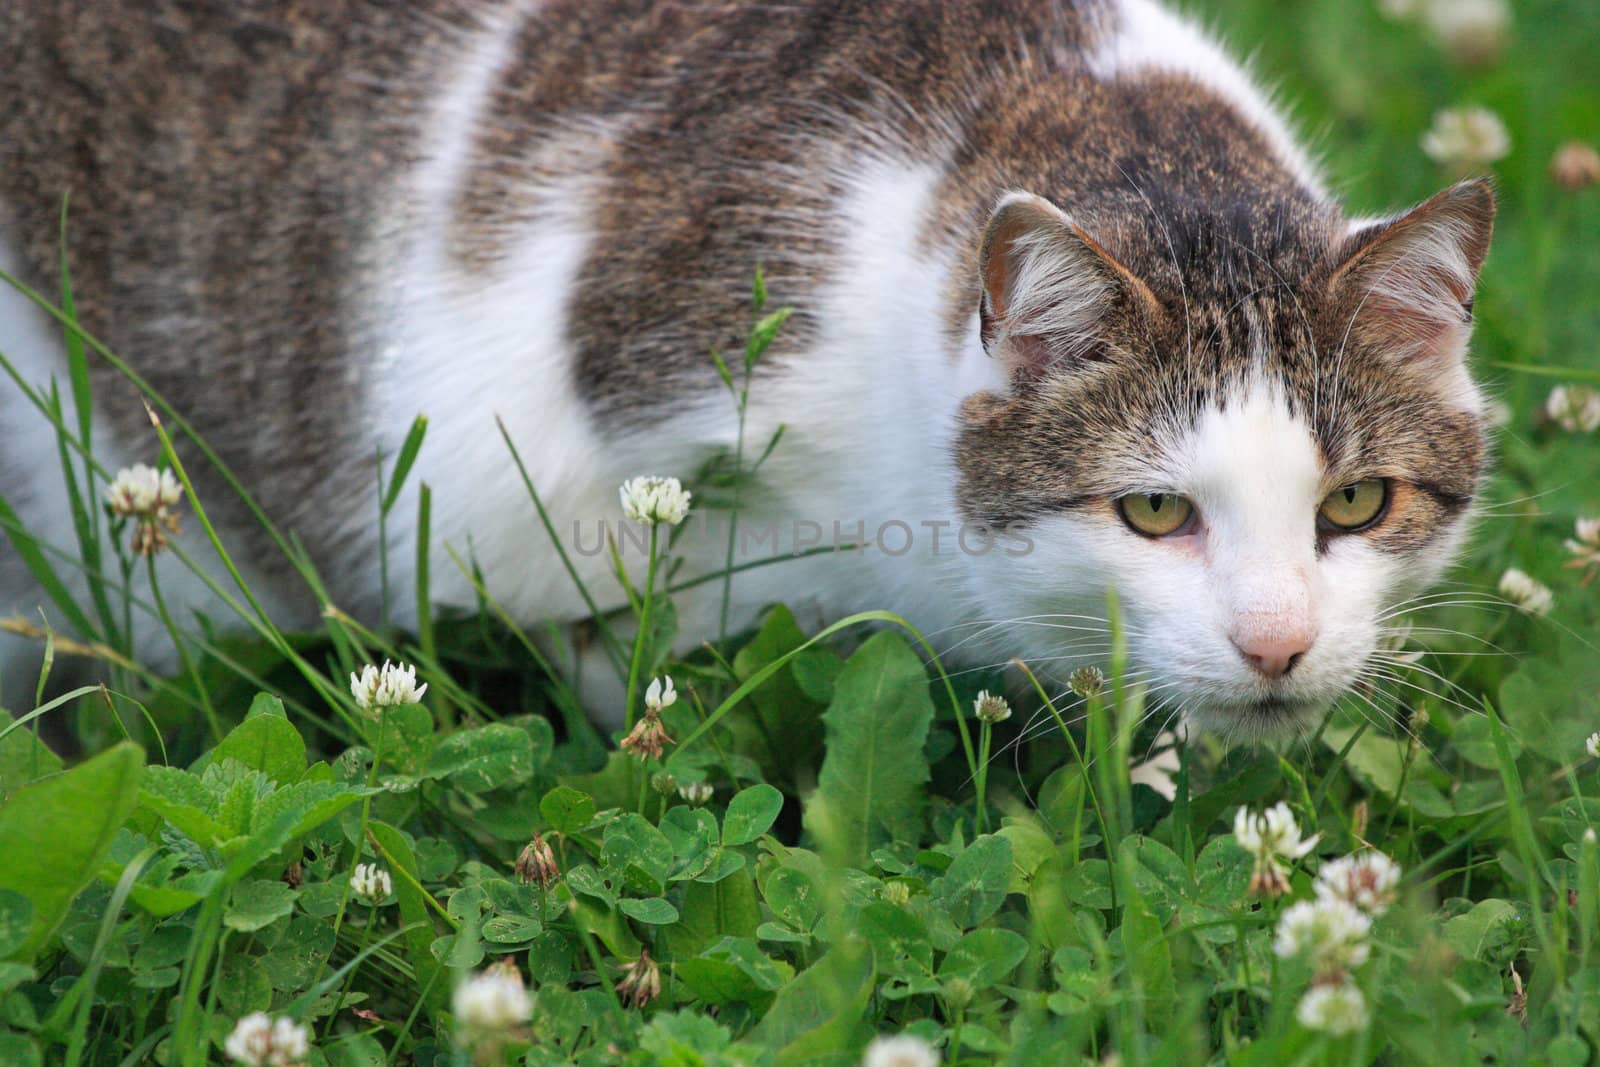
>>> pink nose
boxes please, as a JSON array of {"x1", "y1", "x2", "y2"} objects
[{"x1": 1232, "y1": 633, "x2": 1313, "y2": 679}]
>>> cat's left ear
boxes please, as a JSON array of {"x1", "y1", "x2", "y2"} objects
[
  {"x1": 1329, "y1": 179, "x2": 1495, "y2": 367},
  {"x1": 978, "y1": 191, "x2": 1163, "y2": 382}
]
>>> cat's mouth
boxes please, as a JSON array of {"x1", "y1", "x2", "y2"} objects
[{"x1": 1206, "y1": 694, "x2": 1328, "y2": 733}]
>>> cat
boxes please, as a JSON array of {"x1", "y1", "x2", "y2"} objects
[{"x1": 0, "y1": 0, "x2": 1493, "y2": 736}]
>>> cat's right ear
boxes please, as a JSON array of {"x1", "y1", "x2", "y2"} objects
[
  {"x1": 1329, "y1": 179, "x2": 1495, "y2": 368},
  {"x1": 978, "y1": 192, "x2": 1162, "y2": 382}
]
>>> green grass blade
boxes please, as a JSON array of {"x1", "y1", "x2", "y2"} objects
[
  {"x1": 0, "y1": 497, "x2": 97, "y2": 637},
  {"x1": 381, "y1": 415, "x2": 428, "y2": 517},
  {"x1": 496, "y1": 415, "x2": 629, "y2": 677}
]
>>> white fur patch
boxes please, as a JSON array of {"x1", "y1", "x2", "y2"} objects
[{"x1": 1090, "y1": 0, "x2": 1325, "y2": 197}]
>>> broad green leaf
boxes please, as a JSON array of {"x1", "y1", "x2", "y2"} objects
[
  {"x1": 938, "y1": 928, "x2": 1029, "y2": 984},
  {"x1": 661, "y1": 806, "x2": 720, "y2": 880},
  {"x1": 677, "y1": 936, "x2": 790, "y2": 1009},
  {"x1": 102, "y1": 833, "x2": 221, "y2": 916},
  {"x1": 638, "y1": 1010, "x2": 735, "y2": 1061},
  {"x1": 196, "y1": 709, "x2": 305, "y2": 785},
  {"x1": 259, "y1": 915, "x2": 336, "y2": 992},
  {"x1": 0, "y1": 892, "x2": 33, "y2": 957},
  {"x1": 1442, "y1": 899, "x2": 1522, "y2": 962},
  {"x1": 995, "y1": 819, "x2": 1057, "y2": 894},
  {"x1": 564, "y1": 866, "x2": 617, "y2": 908},
  {"x1": 1117, "y1": 840, "x2": 1175, "y2": 1014},
  {"x1": 369, "y1": 821, "x2": 446, "y2": 1011},
  {"x1": 1128, "y1": 836, "x2": 1188, "y2": 923},
  {"x1": 325, "y1": 1032, "x2": 387, "y2": 1067},
  {"x1": 748, "y1": 945, "x2": 874, "y2": 1065},
  {"x1": 732, "y1": 606, "x2": 826, "y2": 778},
  {"x1": 483, "y1": 914, "x2": 542, "y2": 944},
  {"x1": 539, "y1": 786, "x2": 596, "y2": 835},
  {"x1": 664, "y1": 870, "x2": 761, "y2": 957},
  {"x1": 218, "y1": 952, "x2": 273, "y2": 1014},
  {"x1": 428, "y1": 723, "x2": 534, "y2": 792},
  {"x1": 0, "y1": 742, "x2": 143, "y2": 961},
  {"x1": 377, "y1": 703, "x2": 436, "y2": 775},
  {"x1": 723, "y1": 784, "x2": 784, "y2": 846},
  {"x1": 857, "y1": 901, "x2": 933, "y2": 973},
  {"x1": 0, "y1": 713, "x2": 62, "y2": 804},
  {"x1": 0, "y1": 1033, "x2": 40, "y2": 1067},
  {"x1": 226, "y1": 781, "x2": 365, "y2": 878},
  {"x1": 802, "y1": 632, "x2": 933, "y2": 868},
  {"x1": 756, "y1": 922, "x2": 809, "y2": 944},
  {"x1": 1500, "y1": 654, "x2": 1599, "y2": 764},
  {"x1": 602, "y1": 814, "x2": 674, "y2": 897},
  {"x1": 676, "y1": 958, "x2": 770, "y2": 1009},
  {"x1": 138, "y1": 765, "x2": 224, "y2": 847},
  {"x1": 763, "y1": 867, "x2": 821, "y2": 933},
  {"x1": 1452, "y1": 713, "x2": 1521, "y2": 770},
  {"x1": 618, "y1": 897, "x2": 680, "y2": 924},
  {"x1": 694, "y1": 849, "x2": 747, "y2": 884},
  {"x1": 526, "y1": 930, "x2": 574, "y2": 986},
  {"x1": 224, "y1": 879, "x2": 297, "y2": 932},
  {"x1": 132, "y1": 923, "x2": 190, "y2": 971},
  {"x1": 931, "y1": 835, "x2": 1013, "y2": 928}
]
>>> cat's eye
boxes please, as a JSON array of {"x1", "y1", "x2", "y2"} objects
[
  {"x1": 1318, "y1": 478, "x2": 1390, "y2": 532},
  {"x1": 1117, "y1": 493, "x2": 1195, "y2": 537}
]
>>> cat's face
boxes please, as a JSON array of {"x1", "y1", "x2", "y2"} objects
[{"x1": 956, "y1": 182, "x2": 1494, "y2": 735}]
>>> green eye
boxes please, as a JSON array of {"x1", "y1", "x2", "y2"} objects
[
  {"x1": 1118, "y1": 493, "x2": 1195, "y2": 537},
  {"x1": 1319, "y1": 479, "x2": 1389, "y2": 532}
]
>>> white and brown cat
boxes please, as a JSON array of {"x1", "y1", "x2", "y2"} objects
[{"x1": 0, "y1": 0, "x2": 1493, "y2": 733}]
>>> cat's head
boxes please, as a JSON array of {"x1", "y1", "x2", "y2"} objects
[{"x1": 956, "y1": 180, "x2": 1494, "y2": 736}]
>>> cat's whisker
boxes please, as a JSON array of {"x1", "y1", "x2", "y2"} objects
[{"x1": 1356, "y1": 663, "x2": 1484, "y2": 724}]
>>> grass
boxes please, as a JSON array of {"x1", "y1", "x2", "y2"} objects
[{"x1": 0, "y1": 0, "x2": 1599, "y2": 1064}]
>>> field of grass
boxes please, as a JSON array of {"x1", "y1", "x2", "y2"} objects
[{"x1": 1, "y1": 0, "x2": 1599, "y2": 1064}]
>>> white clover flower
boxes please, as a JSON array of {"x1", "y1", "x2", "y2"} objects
[
  {"x1": 1274, "y1": 898, "x2": 1373, "y2": 976},
  {"x1": 224, "y1": 1012, "x2": 310, "y2": 1067},
  {"x1": 349, "y1": 661, "x2": 428, "y2": 711},
  {"x1": 1421, "y1": 107, "x2": 1511, "y2": 173},
  {"x1": 645, "y1": 675, "x2": 677, "y2": 714},
  {"x1": 1566, "y1": 516, "x2": 1600, "y2": 575},
  {"x1": 1587, "y1": 732, "x2": 1599, "y2": 759},
  {"x1": 1425, "y1": 0, "x2": 1510, "y2": 66},
  {"x1": 1234, "y1": 802, "x2": 1320, "y2": 897},
  {"x1": 679, "y1": 780, "x2": 715, "y2": 807},
  {"x1": 1377, "y1": 0, "x2": 1422, "y2": 19},
  {"x1": 105, "y1": 463, "x2": 186, "y2": 555},
  {"x1": 1315, "y1": 851, "x2": 1402, "y2": 915},
  {"x1": 350, "y1": 862, "x2": 392, "y2": 904},
  {"x1": 1498, "y1": 568, "x2": 1553, "y2": 616},
  {"x1": 619, "y1": 475, "x2": 692, "y2": 527},
  {"x1": 453, "y1": 967, "x2": 532, "y2": 1043},
  {"x1": 1551, "y1": 142, "x2": 1600, "y2": 192},
  {"x1": 1297, "y1": 981, "x2": 1369, "y2": 1036},
  {"x1": 106, "y1": 463, "x2": 182, "y2": 517},
  {"x1": 862, "y1": 1032, "x2": 942, "y2": 1067},
  {"x1": 1546, "y1": 385, "x2": 1600, "y2": 433},
  {"x1": 973, "y1": 690, "x2": 1012, "y2": 725}
]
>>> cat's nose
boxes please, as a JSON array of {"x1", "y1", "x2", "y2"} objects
[{"x1": 1231, "y1": 632, "x2": 1313, "y2": 679}]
